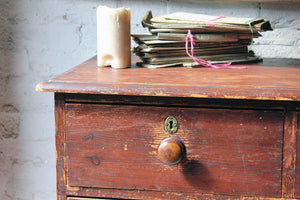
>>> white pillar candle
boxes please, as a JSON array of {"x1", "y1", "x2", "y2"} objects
[{"x1": 97, "y1": 6, "x2": 131, "y2": 69}]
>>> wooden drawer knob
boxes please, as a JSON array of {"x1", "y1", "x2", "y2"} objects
[{"x1": 157, "y1": 137, "x2": 186, "y2": 165}]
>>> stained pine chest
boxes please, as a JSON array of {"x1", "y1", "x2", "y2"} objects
[{"x1": 37, "y1": 57, "x2": 300, "y2": 200}]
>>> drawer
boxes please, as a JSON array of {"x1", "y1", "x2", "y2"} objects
[
  {"x1": 65, "y1": 104, "x2": 283, "y2": 197},
  {"x1": 67, "y1": 198, "x2": 111, "y2": 200}
]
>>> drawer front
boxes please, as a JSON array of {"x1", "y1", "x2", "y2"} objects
[
  {"x1": 67, "y1": 198, "x2": 110, "y2": 200},
  {"x1": 65, "y1": 104, "x2": 283, "y2": 197}
]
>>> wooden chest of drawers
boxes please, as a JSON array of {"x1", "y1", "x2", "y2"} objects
[{"x1": 37, "y1": 57, "x2": 300, "y2": 200}]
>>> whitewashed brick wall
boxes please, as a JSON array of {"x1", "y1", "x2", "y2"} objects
[{"x1": 0, "y1": 0, "x2": 299, "y2": 199}]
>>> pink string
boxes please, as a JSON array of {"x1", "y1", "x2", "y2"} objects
[
  {"x1": 208, "y1": 14, "x2": 225, "y2": 27},
  {"x1": 185, "y1": 30, "x2": 248, "y2": 69}
]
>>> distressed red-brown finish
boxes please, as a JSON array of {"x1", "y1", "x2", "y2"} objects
[
  {"x1": 282, "y1": 111, "x2": 297, "y2": 198},
  {"x1": 294, "y1": 112, "x2": 300, "y2": 198},
  {"x1": 55, "y1": 94, "x2": 67, "y2": 200},
  {"x1": 67, "y1": 198, "x2": 109, "y2": 200},
  {"x1": 65, "y1": 103, "x2": 283, "y2": 197},
  {"x1": 36, "y1": 57, "x2": 300, "y2": 101},
  {"x1": 36, "y1": 57, "x2": 300, "y2": 200}
]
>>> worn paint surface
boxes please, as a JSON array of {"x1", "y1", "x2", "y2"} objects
[
  {"x1": 37, "y1": 56, "x2": 300, "y2": 101},
  {"x1": 65, "y1": 103, "x2": 283, "y2": 197}
]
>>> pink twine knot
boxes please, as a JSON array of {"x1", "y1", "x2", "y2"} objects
[
  {"x1": 185, "y1": 30, "x2": 248, "y2": 69},
  {"x1": 208, "y1": 14, "x2": 225, "y2": 27}
]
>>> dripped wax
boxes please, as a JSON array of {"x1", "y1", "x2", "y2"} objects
[{"x1": 97, "y1": 6, "x2": 131, "y2": 68}]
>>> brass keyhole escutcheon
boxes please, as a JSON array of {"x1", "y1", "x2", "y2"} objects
[{"x1": 164, "y1": 116, "x2": 178, "y2": 134}]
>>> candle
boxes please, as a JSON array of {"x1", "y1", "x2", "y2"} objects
[{"x1": 97, "y1": 6, "x2": 131, "y2": 69}]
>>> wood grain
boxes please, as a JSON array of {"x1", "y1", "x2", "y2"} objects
[
  {"x1": 65, "y1": 103, "x2": 283, "y2": 197},
  {"x1": 282, "y1": 111, "x2": 297, "y2": 197},
  {"x1": 67, "y1": 198, "x2": 110, "y2": 200},
  {"x1": 36, "y1": 56, "x2": 300, "y2": 101},
  {"x1": 55, "y1": 93, "x2": 67, "y2": 200},
  {"x1": 294, "y1": 112, "x2": 300, "y2": 198},
  {"x1": 41, "y1": 58, "x2": 300, "y2": 200}
]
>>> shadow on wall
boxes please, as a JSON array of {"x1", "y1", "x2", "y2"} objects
[{"x1": 0, "y1": 0, "x2": 21, "y2": 199}]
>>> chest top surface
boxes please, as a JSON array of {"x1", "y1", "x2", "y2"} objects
[{"x1": 36, "y1": 56, "x2": 300, "y2": 101}]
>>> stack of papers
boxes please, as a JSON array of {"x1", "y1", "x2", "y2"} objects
[{"x1": 132, "y1": 11, "x2": 273, "y2": 68}]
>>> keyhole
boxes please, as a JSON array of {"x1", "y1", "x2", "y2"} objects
[
  {"x1": 169, "y1": 121, "x2": 173, "y2": 129},
  {"x1": 164, "y1": 116, "x2": 178, "y2": 134}
]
